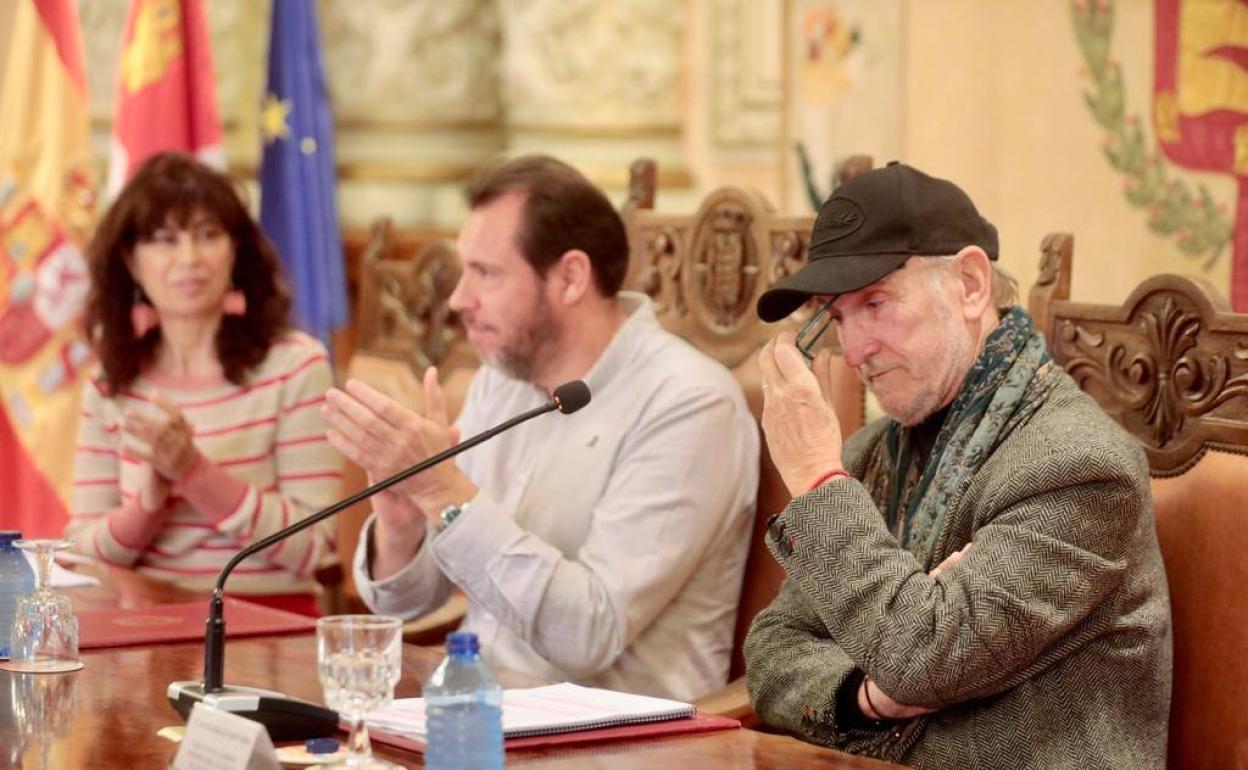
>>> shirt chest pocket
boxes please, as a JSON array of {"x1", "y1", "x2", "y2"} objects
[{"x1": 513, "y1": 427, "x2": 623, "y2": 558}]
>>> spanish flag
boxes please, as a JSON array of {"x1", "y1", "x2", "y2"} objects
[
  {"x1": 0, "y1": 0, "x2": 97, "y2": 537},
  {"x1": 106, "y1": 0, "x2": 224, "y2": 198}
]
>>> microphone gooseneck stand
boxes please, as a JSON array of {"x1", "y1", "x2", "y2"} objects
[{"x1": 167, "y1": 380, "x2": 591, "y2": 740}]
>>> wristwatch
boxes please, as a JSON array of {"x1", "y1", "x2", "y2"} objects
[{"x1": 437, "y1": 501, "x2": 470, "y2": 532}]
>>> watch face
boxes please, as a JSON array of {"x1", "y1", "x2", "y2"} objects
[{"x1": 439, "y1": 502, "x2": 467, "y2": 530}]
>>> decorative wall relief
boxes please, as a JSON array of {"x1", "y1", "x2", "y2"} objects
[
  {"x1": 712, "y1": 0, "x2": 783, "y2": 150},
  {"x1": 499, "y1": 0, "x2": 682, "y2": 129},
  {"x1": 318, "y1": 0, "x2": 501, "y2": 125}
]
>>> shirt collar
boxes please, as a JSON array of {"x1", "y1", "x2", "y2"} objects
[{"x1": 579, "y1": 291, "x2": 657, "y2": 399}]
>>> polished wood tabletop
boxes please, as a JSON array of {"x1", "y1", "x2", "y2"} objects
[{"x1": 1, "y1": 569, "x2": 907, "y2": 769}]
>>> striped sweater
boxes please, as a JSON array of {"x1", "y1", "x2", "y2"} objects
[{"x1": 67, "y1": 331, "x2": 343, "y2": 595}]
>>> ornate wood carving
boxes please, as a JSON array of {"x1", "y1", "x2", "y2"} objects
[
  {"x1": 625, "y1": 184, "x2": 812, "y2": 367},
  {"x1": 1033, "y1": 250, "x2": 1248, "y2": 476},
  {"x1": 835, "y1": 154, "x2": 875, "y2": 188},
  {"x1": 355, "y1": 218, "x2": 471, "y2": 372},
  {"x1": 626, "y1": 158, "x2": 657, "y2": 211},
  {"x1": 623, "y1": 159, "x2": 879, "y2": 368},
  {"x1": 500, "y1": 0, "x2": 683, "y2": 130},
  {"x1": 1028, "y1": 232, "x2": 1074, "y2": 344}
]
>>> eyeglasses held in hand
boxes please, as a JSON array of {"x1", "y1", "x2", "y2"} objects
[{"x1": 795, "y1": 299, "x2": 836, "y2": 362}]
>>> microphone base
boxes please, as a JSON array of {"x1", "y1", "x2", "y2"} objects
[{"x1": 168, "y1": 680, "x2": 339, "y2": 742}]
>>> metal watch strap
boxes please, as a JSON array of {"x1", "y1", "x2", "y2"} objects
[{"x1": 438, "y1": 501, "x2": 469, "y2": 531}]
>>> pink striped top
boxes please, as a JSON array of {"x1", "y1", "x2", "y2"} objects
[{"x1": 67, "y1": 331, "x2": 343, "y2": 595}]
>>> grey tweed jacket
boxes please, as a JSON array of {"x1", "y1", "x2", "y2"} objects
[{"x1": 745, "y1": 373, "x2": 1172, "y2": 769}]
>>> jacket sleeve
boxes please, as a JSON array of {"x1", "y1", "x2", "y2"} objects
[
  {"x1": 766, "y1": 435, "x2": 1147, "y2": 709},
  {"x1": 746, "y1": 578, "x2": 900, "y2": 750}
]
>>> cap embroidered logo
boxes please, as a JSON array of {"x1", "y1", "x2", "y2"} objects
[{"x1": 813, "y1": 198, "x2": 864, "y2": 242}]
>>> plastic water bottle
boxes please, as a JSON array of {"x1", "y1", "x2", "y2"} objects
[
  {"x1": 423, "y1": 631, "x2": 504, "y2": 770},
  {"x1": 0, "y1": 531, "x2": 35, "y2": 659}
]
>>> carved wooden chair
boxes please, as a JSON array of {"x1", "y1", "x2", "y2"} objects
[
  {"x1": 621, "y1": 157, "x2": 869, "y2": 721},
  {"x1": 1030, "y1": 235, "x2": 1248, "y2": 770}
]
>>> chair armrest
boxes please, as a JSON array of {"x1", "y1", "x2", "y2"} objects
[
  {"x1": 693, "y1": 677, "x2": 757, "y2": 728},
  {"x1": 401, "y1": 589, "x2": 468, "y2": 646}
]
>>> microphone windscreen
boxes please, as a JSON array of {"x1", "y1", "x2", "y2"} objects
[{"x1": 552, "y1": 380, "x2": 591, "y2": 414}]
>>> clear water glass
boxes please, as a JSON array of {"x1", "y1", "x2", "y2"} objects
[
  {"x1": 316, "y1": 615, "x2": 403, "y2": 770},
  {"x1": 6, "y1": 539, "x2": 79, "y2": 674}
]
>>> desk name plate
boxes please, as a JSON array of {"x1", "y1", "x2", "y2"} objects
[{"x1": 172, "y1": 702, "x2": 281, "y2": 770}]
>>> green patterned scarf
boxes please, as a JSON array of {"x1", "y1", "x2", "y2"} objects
[{"x1": 861, "y1": 307, "x2": 1062, "y2": 566}]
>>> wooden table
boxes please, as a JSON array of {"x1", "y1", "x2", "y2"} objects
[{"x1": 0, "y1": 568, "x2": 906, "y2": 769}]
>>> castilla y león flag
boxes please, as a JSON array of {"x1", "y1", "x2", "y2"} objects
[
  {"x1": 1154, "y1": 0, "x2": 1248, "y2": 309},
  {"x1": 106, "y1": 0, "x2": 224, "y2": 198},
  {"x1": 0, "y1": 0, "x2": 97, "y2": 537}
]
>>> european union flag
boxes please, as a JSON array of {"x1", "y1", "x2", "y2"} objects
[{"x1": 258, "y1": 0, "x2": 347, "y2": 349}]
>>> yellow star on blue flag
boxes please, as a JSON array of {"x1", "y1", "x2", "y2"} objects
[{"x1": 261, "y1": 93, "x2": 291, "y2": 144}]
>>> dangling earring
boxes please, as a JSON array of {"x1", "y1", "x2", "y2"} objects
[
  {"x1": 131, "y1": 289, "x2": 159, "y2": 338},
  {"x1": 222, "y1": 289, "x2": 247, "y2": 316}
]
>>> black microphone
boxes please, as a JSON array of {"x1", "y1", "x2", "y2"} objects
[{"x1": 168, "y1": 380, "x2": 591, "y2": 740}]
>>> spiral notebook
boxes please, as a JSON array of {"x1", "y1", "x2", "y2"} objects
[{"x1": 365, "y1": 682, "x2": 734, "y2": 751}]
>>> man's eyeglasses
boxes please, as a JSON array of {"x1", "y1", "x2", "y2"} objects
[{"x1": 795, "y1": 299, "x2": 836, "y2": 362}]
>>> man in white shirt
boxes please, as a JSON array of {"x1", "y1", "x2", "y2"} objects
[{"x1": 324, "y1": 156, "x2": 759, "y2": 700}]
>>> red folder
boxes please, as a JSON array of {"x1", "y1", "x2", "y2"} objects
[
  {"x1": 77, "y1": 597, "x2": 315, "y2": 650},
  {"x1": 369, "y1": 712, "x2": 740, "y2": 754}
]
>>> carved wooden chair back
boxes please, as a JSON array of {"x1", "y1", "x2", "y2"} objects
[
  {"x1": 621, "y1": 158, "x2": 868, "y2": 680},
  {"x1": 1029, "y1": 234, "x2": 1248, "y2": 770}
]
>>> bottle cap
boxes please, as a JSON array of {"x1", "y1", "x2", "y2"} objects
[
  {"x1": 447, "y1": 631, "x2": 480, "y2": 657},
  {"x1": 305, "y1": 737, "x2": 339, "y2": 754}
]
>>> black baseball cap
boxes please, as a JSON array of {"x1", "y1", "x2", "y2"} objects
[{"x1": 757, "y1": 162, "x2": 998, "y2": 322}]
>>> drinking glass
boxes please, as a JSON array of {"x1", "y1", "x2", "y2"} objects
[
  {"x1": 316, "y1": 615, "x2": 403, "y2": 770},
  {"x1": 12, "y1": 667, "x2": 77, "y2": 767},
  {"x1": 5, "y1": 539, "x2": 80, "y2": 674}
]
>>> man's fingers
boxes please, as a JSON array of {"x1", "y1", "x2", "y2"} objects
[
  {"x1": 323, "y1": 390, "x2": 395, "y2": 451},
  {"x1": 757, "y1": 336, "x2": 781, "y2": 387},
  {"x1": 423, "y1": 367, "x2": 449, "y2": 427},
  {"x1": 771, "y1": 329, "x2": 820, "y2": 386},
  {"x1": 326, "y1": 428, "x2": 371, "y2": 469},
  {"x1": 813, "y1": 348, "x2": 836, "y2": 403},
  {"x1": 343, "y1": 379, "x2": 421, "y2": 431}
]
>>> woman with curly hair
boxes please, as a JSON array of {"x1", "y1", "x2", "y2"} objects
[{"x1": 68, "y1": 153, "x2": 342, "y2": 614}]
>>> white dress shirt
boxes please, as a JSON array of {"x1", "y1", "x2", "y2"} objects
[{"x1": 353, "y1": 293, "x2": 759, "y2": 701}]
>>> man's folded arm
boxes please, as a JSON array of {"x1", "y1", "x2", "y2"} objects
[
  {"x1": 745, "y1": 579, "x2": 888, "y2": 746},
  {"x1": 770, "y1": 447, "x2": 1144, "y2": 708}
]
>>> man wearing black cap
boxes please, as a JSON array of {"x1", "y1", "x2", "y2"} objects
[{"x1": 743, "y1": 163, "x2": 1171, "y2": 768}]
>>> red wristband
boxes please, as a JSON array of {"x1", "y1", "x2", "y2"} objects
[{"x1": 808, "y1": 467, "x2": 850, "y2": 493}]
